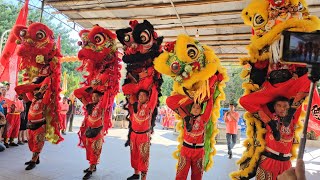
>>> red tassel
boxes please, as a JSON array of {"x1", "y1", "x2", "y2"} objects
[{"x1": 129, "y1": 20, "x2": 139, "y2": 29}]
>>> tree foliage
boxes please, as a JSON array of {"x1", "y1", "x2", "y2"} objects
[
  {"x1": 61, "y1": 62, "x2": 82, "y2": 96},
  {"x1": 224, "y1": 67, "x2": 245, "y2": 107},
  {"x1": 161, "y1": 75, "x2": 173, "y2": 97}
]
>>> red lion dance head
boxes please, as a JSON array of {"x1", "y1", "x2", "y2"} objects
[
  {"x1": 77, "y1": 25, "x2": 119, "y2": 83},
  {"x1": 13, "y1": 22, "x2": 60, "y2": 68}
]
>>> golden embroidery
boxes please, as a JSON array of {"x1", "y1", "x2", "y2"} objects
[
  {"x1": 256, "y1": 167, "x2": 272, "y2": 180},
  {"x1": 92, "y1": 138, "x2": 103, "y2": 154},
  {"x1": 140, "y1": 142, "x2": 150, "y2": 163},
  {"x1": 29, "y1": 101, "x2": 43, "y2": 116},
  {"x1": 133, "y1": 113, "x2": 150, "y2": 124},
  {"x1": 197, "y1": 158, "x2": 204, "y2": 172},
  {"x1": 88, "y1": 108, "x2": 103, "y2": 122},
  {"x1": 176, "y1": 155, "x2": 187, "y2": 175},
  {"x1": 186, "y1": 130, "x2": 204, "y2": 137},
  {"x1": 36, "y1": 132, "x2": 46, "y2": 143}
]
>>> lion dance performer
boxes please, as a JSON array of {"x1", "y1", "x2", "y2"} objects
[
  {"x1": 116, "y1": 20, "x2": 163, "y2": 180},
  {"x1": 154, "y1": 34, "x2": 228, "y2": 180},
  {"x1": 74, "y1": 25, "x2": 121, "y2": 180},
  {"x1": 230, "y1": 0, "x2": 320, "y2": 179},
  {"x1": 12, "y1": 22, "x2": 64, "y2": 170}
]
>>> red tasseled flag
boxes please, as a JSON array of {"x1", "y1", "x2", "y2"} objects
[{"x1": 0, "y1": 0, "x2": 29, "y2": 101}]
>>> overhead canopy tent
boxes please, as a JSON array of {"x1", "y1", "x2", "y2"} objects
[{"x1": 45, "y1": 0, "x2": 320, "y2": 63}]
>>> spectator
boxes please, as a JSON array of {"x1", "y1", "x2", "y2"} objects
[
  {"x1": 5, "y1": 96, "x2": 24, "y2": 146},
  {"x1": 18, "y1": 100, "x2": 31, "y2": 144},
  {"x1": 116, "y1": 101, "x2": 127, "y2": 129},
  {"x1": 0, "y1": 94, "x2": 6, "y2": 145},
  {"x1": 66, "y1": 94, "x2": 76, "y2": 132},
  {"x1": 224, "y1": 103, "x2": 240, "y2": 159},
  {"x1": 0, "y1": 87, "x2": 9, "y2": 147},
  {"x1": 60, "y1": 97, "x2": 69, "y2": 135}
]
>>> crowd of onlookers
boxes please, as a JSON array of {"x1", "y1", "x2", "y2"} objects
[
  {"x1": 111, "y1": 100, "x2": 176, "y2": 130},
  {"x1": 0, "y1": 81, "x2": 77, "y2": 152}
]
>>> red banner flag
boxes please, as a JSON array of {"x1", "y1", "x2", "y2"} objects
[
  {"x1": 304, "y1": 89, "x2": 320, "y2": 137},
  {"x1": 0, "y1": 0, "x2": 29, "y2": 100}
]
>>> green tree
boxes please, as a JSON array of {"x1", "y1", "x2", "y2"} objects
[
  {"x1": 61, "y1": 61, "x2": 82, "y2": 96},
  {"x1": 161, "y1": 75, "x2": 173, "y2": 97},
  {"x1": 63, "y1": 72, "x2": 81, "y2": 96},
  {"x1": 0, "y1": 0, "x2": 19, "y2": 48},
  {"x1": 224, "y1": 67, "x2": 245, "y2": 107}
]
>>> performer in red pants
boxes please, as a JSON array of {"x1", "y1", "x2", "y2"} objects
[
  {"x1": 126, "y1": 86, "x2": 158, "y2": 180},
  {"x1": 75, "y1": 89, "x2": 105, "y2": 180},
  {"x1": 5, "y1": 101, "x2": 23, "y2": 146},
  {"x1": 166, "y1": 95, "x2": 213, "y2": 180},
  {"x1": 18, "y1": 87, "x2": 50, "y2": 170},
  {"x1": 239, "y1": 63, "x2": 309, "y2": 140},
  {"x1": 255, "y1": 96, "x2": 300, "y2": 180}
]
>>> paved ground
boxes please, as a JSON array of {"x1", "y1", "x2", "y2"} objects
[{"x1": 0, "y1": 115, "x2": 320, "y2": 180}]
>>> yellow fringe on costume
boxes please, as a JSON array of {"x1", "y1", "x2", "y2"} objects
[
  {"x1": 45, "y1": 109, "x2": 60, "y2": 144},
  {"x1": 230, "y1": 0, "x2": 320, "y2": 179},
  {"x1": 154, "y1": 34, "x2": 229, "y2": 172}
]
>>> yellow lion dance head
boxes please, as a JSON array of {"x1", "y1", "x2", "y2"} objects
[{"x1": 154, "y1": 34, "x2": 227, "y2": 103}]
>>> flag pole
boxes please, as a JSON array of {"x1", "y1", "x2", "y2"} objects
[
  {"x1": 39, "y1": 0, "x2": 45, "y2": 22},
  {"x1": 298, "y1": 64, "x2": 320, "y2": 159}
]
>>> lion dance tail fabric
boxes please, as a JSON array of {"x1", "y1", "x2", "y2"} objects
[
  {"x1": 230, "y1": 1, "x2": 320, "y2": 179},
  {"x1": 154, "y1": 34, "x2": 228, "y2": 177},
  {"x1": 13, "y1": 22, "x2": 63, "y2": 145}
]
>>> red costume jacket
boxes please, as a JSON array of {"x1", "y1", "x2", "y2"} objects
[
  {"x1": 183, "y1": 97, "x2": 213, "y2": 144},
  {"x1": 128, "y1": 86, "x2": 158, "y2": 132},
  {"x1": 265, "y1": 109, "x2": 300, "y2": 154}
]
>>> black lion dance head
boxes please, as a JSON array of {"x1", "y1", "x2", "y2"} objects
[{"x1": 116, "y1": 20, "x2": 164, "y2": 70}]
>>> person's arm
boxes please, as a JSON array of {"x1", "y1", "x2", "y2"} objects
[
  {"x1": 229, "y1": 112, "x2": 240, "y2": 122},
  {"x1": 74, "y1": 87, "x2": 91, "y2": 106},
  {"x1": 201, "y1": 97, "x2": 214, "y2": 123},
  {"x1": 42, "y1": 90, "x2": 51, "y2": 105},
  {"x1": 147, "y1": 85, "x2": 158, "y2": 111}
]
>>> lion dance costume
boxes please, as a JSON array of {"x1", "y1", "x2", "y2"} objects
[
  {"x1": 74, "y1": 25, "x2": 121, "y2": 179},
  {"x1": 230, "y1": 0, "x2": 320, "y2": 179},
  {"x1": 116, "y1": 20, "x2": 163, "y2": 180},
  {"x1": 154, "y1": 34, "x2": 228, "y2": 180},
  {"x1": 12, "y1": 22, "x2": 64, "y2": 170}
]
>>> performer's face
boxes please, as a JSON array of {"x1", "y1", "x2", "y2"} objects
[
  {"x1": 274, "y1": 101, "x2": 290, "y2": 117},
  {"x1": 92, "y1": 93, "x2": 101, "y2": 104},
  {"x1": 1, "y1": 88, "x2": 6, "y2": 96},
  {"x1": 191, "y1": 103, "x2": 202, "y2": 116},
  {"x1": 62, "y1": 98, "x2": 67, "y2": 103},
  {"x1": 138, "y1": 92, "x2": 149, "y2": 104}
]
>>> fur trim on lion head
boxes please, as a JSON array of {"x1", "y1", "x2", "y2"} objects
[{"x1": 154, "y1": 34, "x2": 227, "y2": 103}]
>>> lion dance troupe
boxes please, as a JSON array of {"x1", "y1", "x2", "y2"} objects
[{"x1": 0, "y1": 0, "x2": 319, "y2": 180}]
